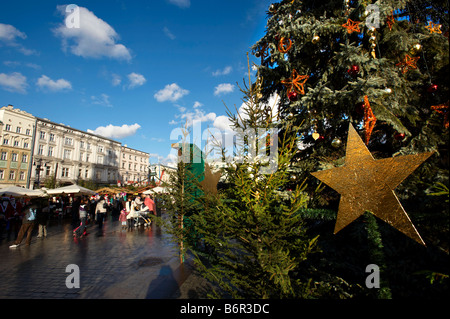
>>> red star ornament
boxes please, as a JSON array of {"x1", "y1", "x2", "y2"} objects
[
  {"x1": 342, "y1": 19, "x2": 361, "y2": 34},
  {"x1": 396, "y1": 54, "x2": 420, "y2": 74},
  {"x1": 363, "y1": 95, "x2": 376, "y2": 145},
  {"x1": 281, "y1": 69, "x2": 309, "y2": 96},
  {"x1": 431, "y1": 101, "x2": 449, "y2": 128},
  {"x1": 425, "y1": 21, "x2": 442, "y2": 34},
  {"x1": 386, "y1": 12, "x2": 395, "y2": 30}
]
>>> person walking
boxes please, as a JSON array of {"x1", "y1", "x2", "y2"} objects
[
  {"x1": 9, "y1": 199, "x2": 38, "y2": 248},
  {"x1": 71, "y1": 196, "x2": 81, "y2": 229},
  {"x1": 144, "y1": 194, "x2": 156, "y2": 215},
  {"x1": 119, "y1": 208, "x2": 128, "y2": 231},
  {"x1": 36, "y1": 200, "x2": 49, "y2": 238},
  {"x1": 95, "y1": 195, "x2": 108, "y2": 236},
  {"x1": 73, "y1": 198, "x2": 88, "y2": 238}
]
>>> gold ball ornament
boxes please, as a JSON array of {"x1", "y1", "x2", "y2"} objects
[
  {"x1": 331, "y1": 138, "x2": 342, "y2": 148},
  {"x1": 311, "y1": 35, "x2": 320, "y2": 44},
  {"x1": 409, "y1": 43, "x2": 422, "y2": 55}
]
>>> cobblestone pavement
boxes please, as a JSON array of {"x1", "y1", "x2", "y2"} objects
[{"x1": 0, "y1": 217, "x2": 195, "y2": 299}]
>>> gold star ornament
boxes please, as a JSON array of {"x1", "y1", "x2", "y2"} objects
[
  {"x1": 199, "y1": 163, "x2": 221, "y2": 195},
  {"x1": 311, "y1": 123, "x2": 433, "y2": 246}
]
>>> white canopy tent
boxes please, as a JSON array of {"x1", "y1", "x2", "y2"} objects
[
  {"x1": 143, "y1": 186, "x2": 168, "y2": 194},
  {"x1": 45, "y1": 184, "x2": 96, "y2": 196},
  {"x1": 0, "y1": 186, "x2": 46, "y2": 198}
]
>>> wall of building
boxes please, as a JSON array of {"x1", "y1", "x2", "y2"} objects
[
  {"x1": 0, "y1": 106, "x2": 35, "y2": 188},
  {"x1": 0, "y1": 105, "x2": 150, "y2": 189}
]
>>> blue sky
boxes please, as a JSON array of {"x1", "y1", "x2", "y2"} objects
[{"x1": 0, "y1": 0, "x2": 272, "y2": 165}]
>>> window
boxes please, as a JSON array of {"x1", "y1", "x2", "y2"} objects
[
  {"x1": 97, "y1": 155, "x2": 104, "y2": 164},
  {"x1": 19, "y1": 171, "x2": 25, "y2": 181},
  {"x1": 11, "y1": 153, "x2": 18, "y2": 162},
  {"x1": 63, "y1": 149, "x2": 71, "y2": 159},
  {"x1": 26, "y1": 129, "x2": 31, "y2": 135},
  {"x1": 16, "y1": 127, "x2": 21, "y2": 134},
  {"x1": 85, "y1": 169, "x2": 89, "y2": 179},
  {"x1": 0, "y1": 170, "x2": 4, "y2": 179},
  {"x1": 22, "y1": 154, "x2": 28, "y2": 163},
  {"x1": 13, "y1": 140, "x2": 20, "y2": 147},
  {"x1": 46, "y1": 166, "x2": 51, "y2": 176},
  {"x1": 23, "y1": 142, "x2": 29, "y2": 149},
  {"x1": 39, "y1": 131, "x2": 46, "y2": 139},
  {"x1": 80, "y1": 152, "x2": 84, "y2": 161},
  {"x1": 87, "y1": 143, "x2": 91, "y2": 150},
  {"x1": 64, "y1": 137, "x2": 73, "y2": 146},
  {"x1": 80, "y1": 141, "x2": 85, "y2": 149},
  {"x1": 9, "y1": 171, "x2": 15, "y2": 180},
  {"x1": 1, "y1": 152, "x2": 7, "y2": 161},
  {"x1": 48, "y1": 146, "x2": 53, "y2": 157},
  {"x1": 38, "y1": 145, "x2": 44, "y2": 155},
  {"x1": 86, "y1": 155, "x2": 90, "y2": 162},
  {"x1": 5, "y1": 124, "x2": 11, "y2": 131},
  {"x1": 61, "y1": 168, "x2": 69, "y2": 178},
  {"x1": 49, "y1": 133, "x2": 55, "y2": 142},
  {"x1": 98, "y1": 146, "x2": 104, "y2": 153},
  {"x1": 2, "y1": 139, "x2": 9, "y2": 145}
]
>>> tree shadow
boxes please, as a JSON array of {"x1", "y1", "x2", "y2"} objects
[{"x1": 145, "y1": 263, "x2": 192, "y2": 299}]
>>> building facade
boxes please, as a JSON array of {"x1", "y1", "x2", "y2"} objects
[
  {"x1": 119, "y1": 145, "x2": 150, "y2": 185},
  {"x1": 148, "y1": 163, "x2": 176, "y2": 186},
  {"x1": 0, "y1": 106, "x2": 35, "y2": 188},
  {"x1": 1, "y1": 105, "x2": 150, "y2": 189},
  {"x1": 30, "y1": 117, "x2": 123, "y2": 187}
]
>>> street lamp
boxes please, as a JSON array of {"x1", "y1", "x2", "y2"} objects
[{"x1": 33, "y1": 158, "x2": 48, "y2": 189}]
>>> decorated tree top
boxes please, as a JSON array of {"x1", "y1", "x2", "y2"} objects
[{"x1": 252, "y1": 0, "x2": 448, "y2": 162}]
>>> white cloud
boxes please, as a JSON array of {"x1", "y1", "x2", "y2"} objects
[
  {"x1": 53, "y1": 5, "x2": 132, "y2": 61},
  {"x1": 111, "y1": 73, "x2": 121, "y2": 86},
  {"x1": 0, "y1": 23, "x2": 26, "y2": 41},
  {"x1": 3, "y1": 61, "x2": 41, "y2": 70},
  {"x1": 212, "y1": 66, "x2": 232, "y2": 76},
  {"x1": 214, "y1": 83, "x2": 234, "y2": 96},
  {"x1": 212, "y1": 93, "x2": 280, "y2": 132},
  {"x1": 163, "y1": 27, "x2": 176, "y2": 40},
  {"x1": 181, "y1": 108, "x2": 216, "y2": 127},
  {"x1": 0, "y1": 23, "x2": 36, "y2": 55},
  {"x1": 88, "y1": 123, "x2": 141, "y2": 139},
  {"x1": 154, "y1": 83, "x2": 189, "y2": 102},
  {"x1": 127, "y1": 72, "x2": 146, "y2": 88},
  {"x1": 91, "y1": 94, "x2": 112, "y2": 107},
  {"x1": 0, "y1": 72, "x2": 28, "y2": 94},
  {"x1": 213, "y1": 115, "x2": 234, "y2": 132},
  {"x1": 193, "y1": 101, "x2": 203, "y2": 108},
  {"x1": 167, "y1": 0, "x2": 190, "y2": 8},
  {"x1": 36, "y1": 75, "x2": 72, "y2": 92}
]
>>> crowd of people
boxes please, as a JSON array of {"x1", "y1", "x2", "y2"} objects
[{"x1": 0, "y1": 192, "x2": 159, "y2": 249}]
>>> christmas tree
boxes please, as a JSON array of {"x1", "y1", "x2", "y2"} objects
[
  {"x1": 251, "y1": 0, "x2": 449, "y2": 298},
  {"x1": 165, "y1": 62, "x2": 328, "y2": 298}
]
